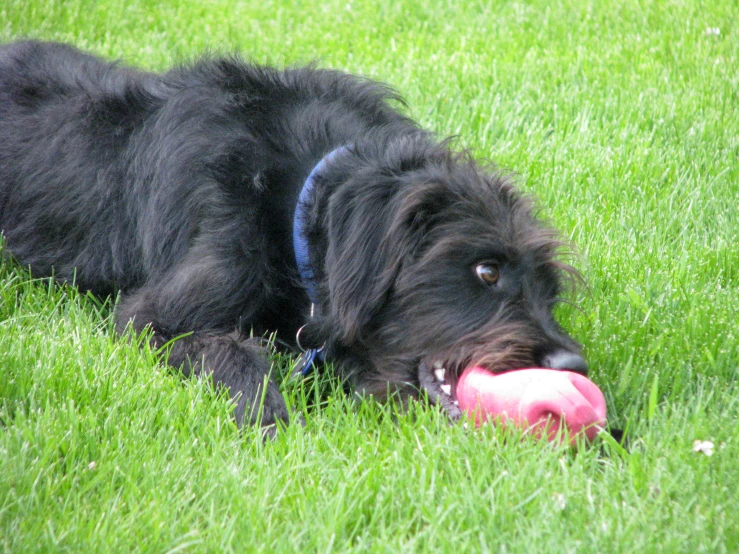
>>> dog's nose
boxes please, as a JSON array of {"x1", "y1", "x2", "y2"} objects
[{"x1": 541, "y1": 350, "x2": 588, "y2": 375}]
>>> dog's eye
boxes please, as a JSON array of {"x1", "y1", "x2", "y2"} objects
[{"x1": 475, "y1": 263, "x2": 500, "y2": 286}]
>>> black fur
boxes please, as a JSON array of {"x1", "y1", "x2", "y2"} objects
[{"x1": 0, "y1": 41, "x2": 587, "y2": 432}]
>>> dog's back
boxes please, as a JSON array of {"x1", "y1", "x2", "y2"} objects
[{"x1": 0, "y1": 41, "x2": 412, "y2": 295}]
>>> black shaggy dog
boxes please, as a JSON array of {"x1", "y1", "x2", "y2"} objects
[{"x1": 0, "y1": 41, "x2": 588, "y2": 432}]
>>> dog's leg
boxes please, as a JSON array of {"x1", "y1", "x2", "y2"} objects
[{"x1": 115, "y1": 252, "x2": 290, "y2": 434}]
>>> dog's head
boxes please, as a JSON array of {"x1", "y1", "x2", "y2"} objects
[{"x1": 321, "y1": 137, "x2": 586, "y2": 417}]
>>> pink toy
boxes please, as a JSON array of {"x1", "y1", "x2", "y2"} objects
[{"x1": 456, "y1": 367, "x2": 607, "y2": 444}]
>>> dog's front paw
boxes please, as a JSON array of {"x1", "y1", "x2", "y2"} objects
[
  {"x1": 178, "y1": 333, "x2": 295, "y2": 436},
  {"x1": 233, "y1": 376, "x2": 291, "y2": 438}
]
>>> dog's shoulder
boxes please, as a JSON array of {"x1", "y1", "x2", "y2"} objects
[{"x1": 164, "y1": 54, "x2": 405, "y2": 119}]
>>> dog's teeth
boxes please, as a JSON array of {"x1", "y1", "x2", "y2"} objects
[
  {"x1": 433, "y1": 360, "x2": 444, "y2": 369},
  {"x1": 440, "y1": 384, "x2": 451, "y2": 396},
  {"x1": 434, "y1": 367, "x2": 446, "y2": 382}
]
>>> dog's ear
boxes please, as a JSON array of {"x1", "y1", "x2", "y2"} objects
[{"x1": 325, "y1": 179, "x2": 451, "y2": 342}]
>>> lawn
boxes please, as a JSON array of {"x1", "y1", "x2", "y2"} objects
[{"x1": 1, "y1": 0, "x2": 738, "y2": 551}]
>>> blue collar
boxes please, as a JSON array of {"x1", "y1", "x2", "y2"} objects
[
  {"x1": 293, "y1": 146, "x2": 348, "y2": 305},
  {"x1": 292, "y1": 146, "x2": 348, "y2": 374}
]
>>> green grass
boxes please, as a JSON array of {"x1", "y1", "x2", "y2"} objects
[{"x1": 1, "y1": 0, "x2": 738, "y2": 551}]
